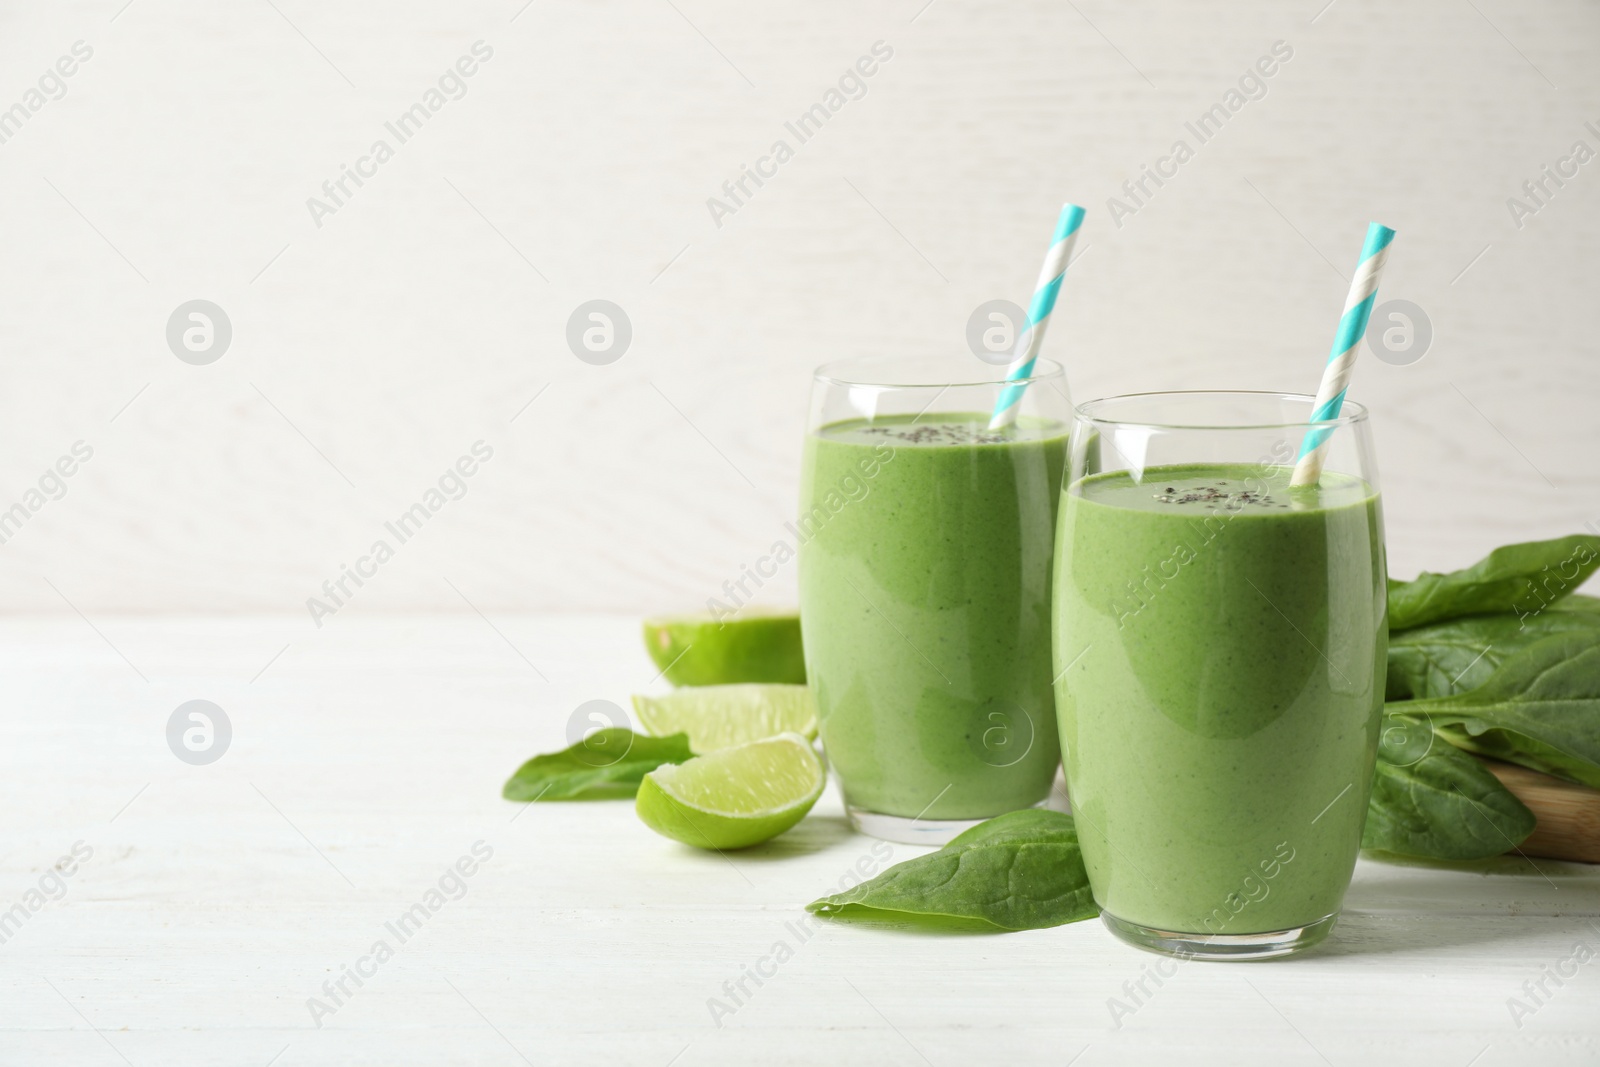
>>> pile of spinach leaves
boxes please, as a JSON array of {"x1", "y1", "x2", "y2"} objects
[{"x1": 1367, "y1": 533, "x2": 1600, "y2": 860}]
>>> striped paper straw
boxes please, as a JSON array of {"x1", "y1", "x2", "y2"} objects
[
  {"x1": 1289, "y1": 221, "x2": 1396, "y2": 487},
  {"x1": 988, "y1": 203, "x2": 1087, "y2": 430}
]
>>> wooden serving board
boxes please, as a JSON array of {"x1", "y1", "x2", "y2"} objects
[{"x1": 1482, "y1": 758, "x2": 1600, "y2": 863}]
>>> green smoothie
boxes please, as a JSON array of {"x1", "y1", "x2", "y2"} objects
[
  {"x1": 1054, "y1": 463, "x2": 1385, "y2": 936},
  {"x1": 798, "y1": 414, "x2": 1069, "y2": 821}
]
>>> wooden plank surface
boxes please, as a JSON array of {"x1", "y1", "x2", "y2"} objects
[
  {"x1": 2, "y1": 616, "x2": 1597, "y2": 1066},
  {"x1": 0, "y1": 0, "x2": 1595, "y2": 618}
]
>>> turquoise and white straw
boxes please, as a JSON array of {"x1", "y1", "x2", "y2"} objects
[
  {"x1": 1290, "y1": 221, "x2": 1396, "y2": 487},
  {"x1": 988, "y1": 203, "x2": 1087, "y2": 430}
]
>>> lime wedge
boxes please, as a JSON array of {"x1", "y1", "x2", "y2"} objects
[
  {"x1": 632, "y1": 684, "x2": 817, "y2": 752},
  {"x1": 635, "y1": 733, "x2": 825, "y2": 849},
  {"x1": 641, "y1": 612, "x2": 805, "y2": 687}
]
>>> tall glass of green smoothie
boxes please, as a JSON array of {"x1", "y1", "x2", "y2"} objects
[
  {"x1": 1054, "y1": 391, "x2": 1386, "y2": 959},
  {"x1": 798, "y1": 357, "x2": 1072, "y2": 844}
]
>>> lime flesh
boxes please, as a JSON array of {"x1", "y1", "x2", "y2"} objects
[{"x1": 632, "y1": 684, "x2": 817, "y2": 752}]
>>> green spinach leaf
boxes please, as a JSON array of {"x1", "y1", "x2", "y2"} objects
[
  {"x1": 1363, "y1": 714, "x2": 1535, "y2": 859},
  {"x1": 1401, "y1": 632, "x2": 1600, "y2": 788},
  {"x1": 502, "y1": 728, "x2": 693, "y2": 801},
  {"x1": 806, "y1": 809, "x2": 1098, "y2": 931},
  {"x1": 1386, "y1": 609, "x2": 1600, "y2": 700},
  {"x1": 1552, "y1": 593, "x2": 1600, "y2": 614},
  {"x1": 1387, "y1": 534, "x2": 1600, "y2": 631}
]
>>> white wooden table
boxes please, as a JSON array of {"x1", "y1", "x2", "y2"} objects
[{"x1": 4, "y1": 615, "x2": 1598, "y2": 1066}]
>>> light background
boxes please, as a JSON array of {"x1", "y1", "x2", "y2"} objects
[{"x1": 0, "y1": 0, "x2": 1596, "y2": 623}]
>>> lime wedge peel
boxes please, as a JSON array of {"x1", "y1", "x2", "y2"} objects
[
  {"x1": 631, "y1": 684, "x2": 817, "y2": 753},
  {"x1": 635, "y1": 733, "x2": 825, "y2": 850},
  {"x1": 641, "y1": 612, "x2": 805, "y2": 687}
]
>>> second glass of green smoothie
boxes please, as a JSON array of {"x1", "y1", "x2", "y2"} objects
[
  {"x1": 1054, "y1": 390, "x2": 1387, "y2": 960},
  {"x1": 798, "y1": 357, "x2": 1072, "y2": 844}
]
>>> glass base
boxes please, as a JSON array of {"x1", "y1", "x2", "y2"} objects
[
  {"x1": 846, "y1": 800, "x2": 1049, "y2": 845},
  {"x1": 1100, "y1": 910, "x2": 1339, "y2": 961}
]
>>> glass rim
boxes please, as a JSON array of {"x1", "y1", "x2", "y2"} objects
[
  {"x1": 1075, "y1": 389, "x2": 1370, "y2": 431},
  {"x1": 813, "y1": 355, "x2": 1066, "y2": 389}
]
